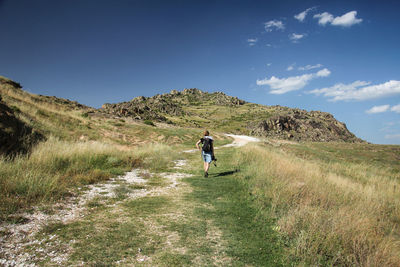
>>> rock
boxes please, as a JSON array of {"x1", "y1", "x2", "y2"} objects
[{"x1": 249, "y1": 110, "x2": 363, "y2": 143}]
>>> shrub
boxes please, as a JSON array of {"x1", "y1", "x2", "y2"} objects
[
  {"x1": 144, "y1": 120, "x2": 155, "y2": 126},
  {"x1": 10, "y1": 105, "x2": 21, "y2": 113}
]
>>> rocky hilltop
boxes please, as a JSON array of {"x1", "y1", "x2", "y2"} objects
[
  {"x1": 99, "y1": 88, "x2": 363, "y2": 143},
  {"x1": 248, "y1": 107, "x2": 359, "y2": 142},
  {"x1": 99, "y1": 88, "x2": 245, "y2": 122},
  {"x1": 0, "y1": 76, "x2": 363, "y2": 143}
]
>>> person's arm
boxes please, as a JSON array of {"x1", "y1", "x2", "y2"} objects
[{"x1": 196, "y1": 139, "x2": 202, "y2": 151}]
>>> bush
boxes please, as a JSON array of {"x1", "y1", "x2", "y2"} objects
[
  {"x1": 144, "y1": 120, "x2": 155, "y2": 126},
  {"x1": 10, "y1": 105, "x2": 21, "y2": 113}
]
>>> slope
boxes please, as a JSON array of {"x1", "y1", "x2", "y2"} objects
[{"x1": 99, "y1": 88, "x2": 364, "y2": 143}]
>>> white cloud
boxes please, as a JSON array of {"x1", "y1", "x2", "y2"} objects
[
  {"x1": 332, "y1": 11, "x2": 362, "y2": 27},
  {"x1": 289, "y1": 33, "x2": 305, "y2": 42},
  {"x1": 314, "y1": 12, "x2": 334, "y2": 25},
  {"x1": 287, "y1": 64, "x2": 295, "y2": 71},
  {"x1": 294, "y1": 7, "x2": 316, "y2": 22},
  {"x1": 391, "y1": 104, "x2": 400, "y2": 113},
  {"x1": 366, "y1": 105, "x2": 390, "y2": 114},
  {"x1": 309, "y1": 80, "x2": 400, "y2": 101},
  {"x1": 314, "y1": 11, "x2": 362, "y2": 27},
  {"x1": 267, "y1": 63, "x2": 272, "y2": 67},
  {"x1": 298, "y1": 64, "x2": 323, "y2": 71},
  {"x1": 265, "y1": 20, "x2": 285, "y2": 32},
  {"x1": 257, "y1": 68, "x2": 331, "y2": 94},
  {"x1": 247, "y1": 38, "x2": 257, "y2": 46},
  {"x1": 316, "y1": 68, "x2": 331, "y2": 77}
]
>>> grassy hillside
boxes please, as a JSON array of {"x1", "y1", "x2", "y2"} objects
[
  {"x1": 100, "y1": 88, "x2": 363, "y2": 143},
  {"x1": 0, "y1": 77, "x2": 229, "y2": 219},
  {"x1": 235, "y1": 142, "x2": 400, "y2": 266},
  {"x1": 1, "y1": 76, "x2": 400, "y2": 265},
  {"x1": 0, "y1": 77, "x2": 231, "y2": 149}
]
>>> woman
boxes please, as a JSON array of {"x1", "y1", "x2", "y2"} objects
[{"x1": 196, "y1": 130, "x2": 214, "y2": 177}]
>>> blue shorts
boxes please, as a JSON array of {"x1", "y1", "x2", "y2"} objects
[{"x1": 202, "y1": 151, "x2": 212, "y2": 163}]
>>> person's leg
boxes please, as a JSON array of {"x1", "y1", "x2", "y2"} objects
[
  {"x1": 202, "y1": 152, "x2": 211, "y2": 177},
  {"x1": 205, "y1": 162, "x2": 210, "y2": 172},
  {"x1": 203, "y1": 161, "x2": 210, "y2": 177}
]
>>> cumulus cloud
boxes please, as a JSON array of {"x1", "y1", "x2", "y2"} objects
[
  {"x1": 366, "y1": 105, "x2": 390, "y2": 114},
  {"x1": 265, "y1": 20, "x2": 285, "y2": 32},
  {"x1": 294, "y1": 7, "x2": 316, "y2": 22},
  {"x1": 391, "y1": 104, "x2": 400, "y2": 113},
  {"x1": 316, "y1": 68, "x2": 331, "y2": 77},
  {"x1": 289, "y1": 33, "x2": 305, "y2": 42},
  {"x1": 257, "y1": 68, "x2": 331, "y2": 94},
  {"x1": 332, "y1": 11, "x2": 363, "y2": 27},
  {"x1": 309, "y1": 80, "x2": 400, "y2": 101},
  {"x1": 314, "y1": 12, "x2": 334, "y2": 25},
  {"x1": 298, "y1": 64, "x2": 323, "y2": 71},
  {"x1": 314, "y1": 11, "x2": 362, "y2": 27}
]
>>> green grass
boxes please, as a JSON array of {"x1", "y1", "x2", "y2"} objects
[
  {"x1": 282, "y1": 142, "x2": 400, "y2": 172},
  {"x1": 235, "y1": 143, "x2": 400, "y2": 266},
  {"x1": 26, "y1": 145, "x2": 285, "y2": 266},
  {"x1": 183, "y1": 147, "x2": 285, "y2": 266}
]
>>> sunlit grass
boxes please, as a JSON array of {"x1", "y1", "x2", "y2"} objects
[
  {"x1": 0, "y1": 137, "x2": 138, "y2": 219},
  {"x1": 236, "y1": 143, "x2": 400, "y2": 266}
]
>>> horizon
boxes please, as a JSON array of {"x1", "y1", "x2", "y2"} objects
[{"x1": 0, "y1": 0, "x2": 399, "y2": 144}]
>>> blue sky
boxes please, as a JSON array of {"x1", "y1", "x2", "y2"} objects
[{"x1": 0, "y1": 0, "x2": 399, "y2": 144}]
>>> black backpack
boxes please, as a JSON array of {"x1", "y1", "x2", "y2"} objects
[{"x1": 202, "y1": 138, "x2": 212, "y2": 152}]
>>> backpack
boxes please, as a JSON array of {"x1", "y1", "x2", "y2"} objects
[{"x1": 202, "y1": 138, "x2": 212, "y2": 152}]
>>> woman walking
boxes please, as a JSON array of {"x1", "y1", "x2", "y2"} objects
[{"x1": 196, "y1": 130, "x2": 214, "y2": 177}]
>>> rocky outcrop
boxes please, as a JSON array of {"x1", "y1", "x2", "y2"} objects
[
  {"x1": 0, "y1": 76, "x2": 22, "y2": 89},
  {"x1": 249, "y1": 109, "x2": 363, "y2": 142},
  {"x1": 0, "y1": 99, "x2": 45, "y2": 157},
  {"x1": 99, "y1": 88, "x2": 245, "y2": 121},
  {"x1": 101, "y1": 95, "x2": 184, "y2": 121}
]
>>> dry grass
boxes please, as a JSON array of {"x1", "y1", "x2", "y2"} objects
[
  {"x1": 236, "y1": 144, "x2": 400, "y2": 266},
  {"x1": 0, "y1": 137, "x2": 153, "y2": 220}
]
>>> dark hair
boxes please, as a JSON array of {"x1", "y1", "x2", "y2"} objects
[{"x1": 203, "y1": 130, "x2": 209, "y2": 136}]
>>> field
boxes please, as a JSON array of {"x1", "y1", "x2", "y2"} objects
[
  {"x1": 236, "y1": 141, "x2": 400, "y2": 266},
  {"x1": 1, "y1": 79, "x2": 400, "y2": 265}
]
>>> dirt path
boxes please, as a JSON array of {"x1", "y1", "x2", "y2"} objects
[
  {"x1": 0, "y1": 135, "x2": 260, "y2": 266},
  {"x1": 183, "y1": 134, "x2": 260, "y2": 153}
]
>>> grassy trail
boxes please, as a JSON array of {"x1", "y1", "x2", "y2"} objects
[{"x1": 18, "y1": 143, "x2": 283, "y2": 266}]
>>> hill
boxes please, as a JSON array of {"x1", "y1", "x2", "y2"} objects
[
  {"x1": 0, "y1": 99, "x2": 44, "y2": 157},
  {"x1": 0, "y1": 77, "x2": 215, "y2": 157},
  {"x1": 98, "y1": 88, "x2": 363, "y2": 143},
  {"x1": 2, "y1": 76, "x2": 400, "y2": 266},
  {"x1": 0, "y1": 76, "x2": 364, "y2": 152}
]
